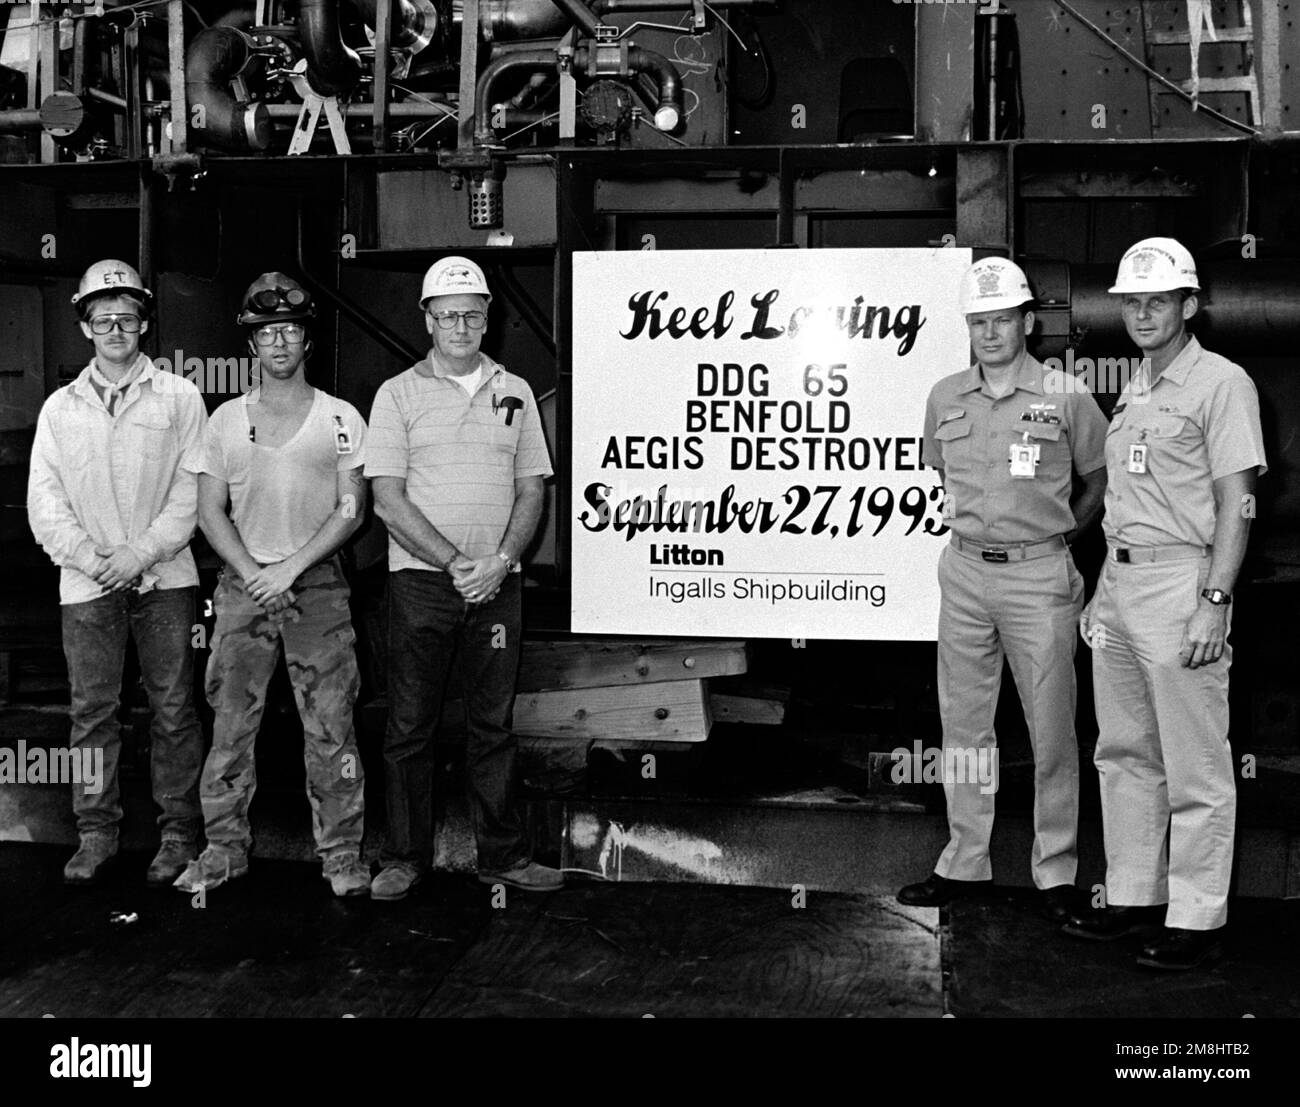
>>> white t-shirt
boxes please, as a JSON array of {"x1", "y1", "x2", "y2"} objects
[
  {"x1": 447, "y1": 366, "x2": 483, "y2": 395},
  {"x1": 201, "y1": 388, "x2": 367, "y2": 564}
]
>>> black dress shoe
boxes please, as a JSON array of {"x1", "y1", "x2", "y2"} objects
[
  {"x1": 1061, "y1": 904, "x2": 1161, "y2": 941},
  {"x1": 1136, "y1": 927, "x2": 1223, "y2": 971},
  {"x1": 897, "y1": 872, "x2": 989, "y2": 907},
  {"x1": 1040, "y1": 884, "x2": 1080, "y2": 923}
]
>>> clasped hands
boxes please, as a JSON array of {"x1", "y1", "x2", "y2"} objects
[
  {"x1": 92, "y1": 545, "x2": 147, "y2": 593},
  {"x1": 448, "y1": 553, "x2": 508, "y2": 605},
  {"x1": 244, "y1": 559, "x2": 301, "y2": 614}
]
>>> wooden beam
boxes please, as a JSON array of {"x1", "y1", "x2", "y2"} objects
[
  {"x1": 517, "y1": 638, "x2": 748, "y2": 693},
  {"x1": 513, "y1": 678, "x2": 712, "y2": 742},
  {"x1": 456, "y1": 0, "x2": 479, "y2": 150}
]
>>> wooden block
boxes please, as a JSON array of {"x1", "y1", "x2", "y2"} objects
[
  {"x1": 513, "y1": 678, "x2": 711, "y2": 743},
  {"x1": 517, "y1": 637, "x2": 747, "y2": 693},
  {"x1": 709, "y1": 693, "x2": 786, "y2": 726}
]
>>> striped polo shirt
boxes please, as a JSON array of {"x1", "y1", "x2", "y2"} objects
[{"x1": 365, "y1": 352, "x2": 552, "y2": 572}]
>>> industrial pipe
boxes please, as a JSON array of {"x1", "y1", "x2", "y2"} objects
[
  {"x1": 1066, "y1": 261, "x2": 1300, "y2": 355},
  {"x1": 352, "y1": 0, "x2": 438, "y2": 52},
  {"x1": 473, "y1": 41, "x2": 683, "y2": 143},
  {"x1": 298, "y1": 0, "x2": 363, "y2": 97},
  {"x1": 184, "y1": 27, "x2": 272, "y2": 149},
  {"x1": 591, "y1": 0, "x2": 766, "y2": 9},
  {"x1": 549, "y1": 0, "x2": 602, "y2": 37},
  {"x1": 0, "y1": 109, "x2": 42, "y2": 130},
  {"x1": 471, "y1": 0, "x2": 573, "y2": 40}
]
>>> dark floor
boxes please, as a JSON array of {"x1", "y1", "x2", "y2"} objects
[{"x1": 2, "y1": 842, "x2": 1296, "y2": 1020}]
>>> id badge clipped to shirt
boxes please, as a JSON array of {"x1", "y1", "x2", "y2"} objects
[
  {"x1": 1009, "y1": 437, "x2": 1039, "y2": 480},
  {"x1": 332, "y1": 414, "x2": 353, "y2": 455},
  {"x1": 1127, "y1": 442, "x2": 1148, "y2": 474}
]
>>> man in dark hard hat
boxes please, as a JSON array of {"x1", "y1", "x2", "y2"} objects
[{"x1": 173, "y1": 273, "x2": 372, "y2": 898}]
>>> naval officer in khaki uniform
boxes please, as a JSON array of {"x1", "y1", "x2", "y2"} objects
[
  {"x1": 898, "y1": 258, "x2": 1108, "y2": 919},
  {"x1": 1065, "y1": 238, "x2": 1266, "y2": 970}
]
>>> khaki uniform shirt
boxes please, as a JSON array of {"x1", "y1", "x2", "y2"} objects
[
  {"x1": 1103, "y1": 336, "x2": 1267, "y2": 548},
  {"x1": 922, "y1": 353, "x2": 1108, "y2": 545}
]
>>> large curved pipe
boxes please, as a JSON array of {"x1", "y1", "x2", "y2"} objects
[
  {"x1": 298, "y1": 0, "x2": 363, "y2": 97},
  {"x1": 473, "y1": 41, "x2": 683, "y2": 143},
  {"x1": 623, "y1": 45, "x2": 682, "y2": 131},
  {"x1": 352, "y1": 0, "x2": 435, "y2": 52},
  {"x1": 184, "y1": 27, "x2": 271, "y2": 150}
]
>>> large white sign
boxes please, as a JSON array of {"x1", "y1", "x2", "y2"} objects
[{"x1": 571, "y1": 247, "x2": 972, "y2": 640}]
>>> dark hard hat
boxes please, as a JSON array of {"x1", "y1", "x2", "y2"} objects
[{"x1": 238, "y1": 272, "x2": 316, "y2": 326}]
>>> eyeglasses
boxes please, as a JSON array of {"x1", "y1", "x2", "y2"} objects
[
  {"x1": 429, "y1": 310, "x2": 487, "y2": 331},
  {"x1": 88, "y1": 314, "x2": 141, "y2": 334},
  {"x1": 253, "y1": 323, "x2": 306, "y2": 345},
  {"x1": 249, "y1": 287, "x2": 309, "y2": 312}
]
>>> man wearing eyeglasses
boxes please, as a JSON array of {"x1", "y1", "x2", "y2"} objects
[
  {"x1": 172, "y1": 273, "x2": 372, "y2": 898},
  {"x1": 365, "y1": 255, "x2": 560, "y2": 900},
  {"x1": 27, "y1": 259, "x2": 207, "y2": 886}
]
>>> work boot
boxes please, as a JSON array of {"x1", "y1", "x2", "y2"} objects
[
  {"x1": 146, "y1": 838, "x2": 196, "y2": 888},
  {"x1": 369, "y1": 862, "x2": 422, "y2": 901},
  {"x1": 172, "y1": 845, "x2": 249, "y2": 893},
  {"x1": 63, "y1": 832, "x2": 118, "y2": 885},
  {"x1": 477, "y1": 860, "x2": 564, "y2": 892},
  {"x1": 323, "y1": 851, "x2": 371, "y2": 898}
]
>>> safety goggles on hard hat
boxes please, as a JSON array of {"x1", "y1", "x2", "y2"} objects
[
  {"x1": 248, "y1": 286, "x2": 310, "y2": 312},
  {"x1": 87, "y1": 313, "x2": 143, "y2": 334}
]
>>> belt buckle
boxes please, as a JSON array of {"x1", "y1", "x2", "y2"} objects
[
  {"x1": 981, "y1": 548, "x2": 1009, "y2": 563},
  {"x1": 1114, "y1": 548, "x2": 1131, "y2": 564}
]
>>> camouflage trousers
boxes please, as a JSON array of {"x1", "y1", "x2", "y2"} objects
[{"x1": 200, "y1": 558, "x2": 364, "y2": 857}]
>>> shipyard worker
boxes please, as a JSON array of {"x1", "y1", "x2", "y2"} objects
[
  {"x1": 897, "y1": 257, "x2": 1108, "y2": 920},
  {"x1": 364, "y1": 255, "x2": 560, "y2": 900},
  {"x1": 172, "y1": 273, "x2": 371, "y2": 898},
  {"x1": 27, "y1": 259, "x2": 206, "y2": 886},
  {"x1": 1064, "y1": 238, "x2": 1266, "y2": 970}
]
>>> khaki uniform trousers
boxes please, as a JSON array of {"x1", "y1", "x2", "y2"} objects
[
  {"x1": 1090, "y1": 554, "x2": 1234, "y2": 931},
  {"x1": 934, "y1": 543, "x2": 1084, "y2": 888}
]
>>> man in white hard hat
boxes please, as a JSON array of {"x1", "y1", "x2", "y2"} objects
[
  {"x1": 363, "y1": 256, "x2": 561, "y2": 900},
  {"x1": 173, "y1": 273, "x2": 372, "y2": 898},
  {"x1": 27, "y1": 259, "x2": 207, "y2": 886},
  {"x1": 898, "y1": 257, "x2": 1109, "y2": 920},
  {"x1": 1064, "y1": 238, "x2": 1266, "y2": 970}
]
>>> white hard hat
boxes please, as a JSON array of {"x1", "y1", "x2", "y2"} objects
[
  {"x1": 1108, "y1": 237, "x2": 1200, "y2": 294},
  {"x1": 958, "y1": 257, "x2": 1033, "y2": 315},
  {"x1": 71, "y1": 259, "x2": 152, "y2": 307},
  {"x1": 419, "y1": 256, "x2": 491, "y2": 308}
]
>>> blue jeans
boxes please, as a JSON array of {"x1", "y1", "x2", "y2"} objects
[
  {"x1": 61, "y1": 586, "x2": 204, "y2": 842},
  {"x1": 382, "y1": 570, "x2": 526, "y2": 872}
]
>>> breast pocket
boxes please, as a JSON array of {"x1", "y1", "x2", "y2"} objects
[
  {"x1": 133, "y1": 408, "x2": 173, "y2": 460},
  {"x1": 933, "y1": 416, "x2": 972, "y2": 470},
  {"x1": 1014, "y1": 418, "x2": 1069, "y2": 473},
  {"x1": 481, "y1": 414, "x2": 520, "y2": 456},
  {"x1": 1133, "y1": 413, "x2": 1197, "y2": 469}
]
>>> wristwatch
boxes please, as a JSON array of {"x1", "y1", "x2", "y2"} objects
[
  {"x1": 1200, "y1": 588, "x2": 1232, "y2": 606},
  {"x1": 496, "y1": 550, "x2": 517, "y2": 573}
]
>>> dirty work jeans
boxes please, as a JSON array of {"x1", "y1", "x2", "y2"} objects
[
  {"x1": 382, "y1": 569, "x2": 526, "y2": 873},
  {"x1": 61, "y1": 585, "x2": 204, "y2": 843},
  {"x1": 200, "y1": 559, "x2": 365, "y2": 858}
]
